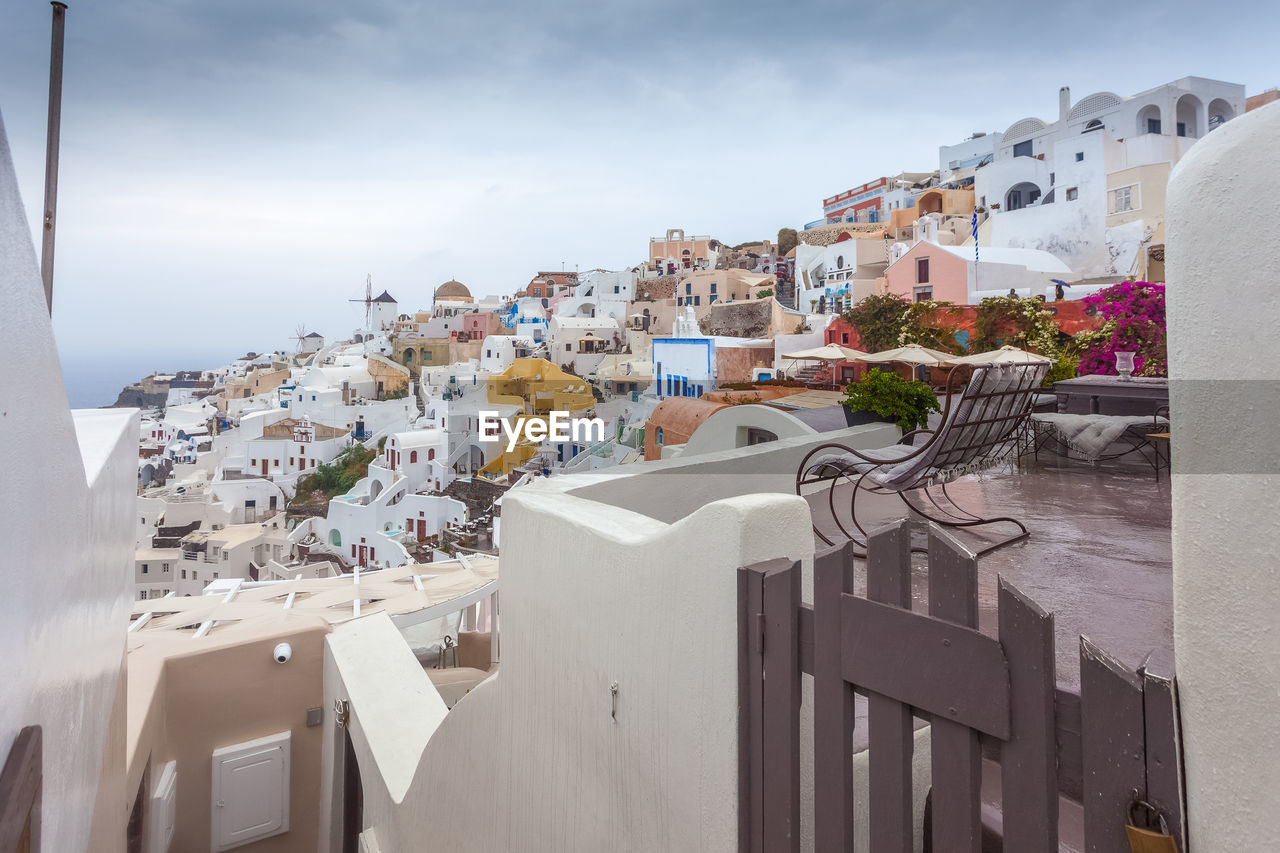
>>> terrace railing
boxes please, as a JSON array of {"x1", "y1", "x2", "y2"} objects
[{"x1": 738, "y1": 519, "x2": 1185, "y2": 852}]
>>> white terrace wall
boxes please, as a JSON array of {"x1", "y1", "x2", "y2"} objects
[
  {"x1": 1166, "y1": 100, "x2": 1280, "y2": 849},
  {"x1": 0, "y1": 112, "x2": 138, "y2": 852},
  {"x1": 321, "y1": 485, "x2": 815, "y2": 852}
]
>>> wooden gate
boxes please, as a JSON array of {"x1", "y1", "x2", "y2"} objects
[{"x1": 738, "y1": 520, "x2": 1186, "y2": 852}]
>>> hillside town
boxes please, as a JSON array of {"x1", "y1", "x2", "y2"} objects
[
  {"x1": 124, "y1": 75, "x2": 1265, "y2": 600},
  {"x1": 6, "y1": 46, "x2": 1280, "y2": 853}
]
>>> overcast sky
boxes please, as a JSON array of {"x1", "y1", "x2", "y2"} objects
[{"x1": 2, "y1": 0, "x2": 1277, "y2": 377}]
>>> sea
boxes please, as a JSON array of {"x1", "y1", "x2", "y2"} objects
[{"x1": 58, "y1": 347, "x2": 234, "y2": 409}]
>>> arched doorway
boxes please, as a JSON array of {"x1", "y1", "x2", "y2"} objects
[
  {"x1": 916, "y1": 190, "x2": 943, "y2": 216},
  {"x1": 1176, "y1": 94, "x2": 1203, "y2": 138},
  {"x1": 1137, "y1": 104, "x2": 1161, "y2": 135},
  {"x1": 1005, "y1": 182, "x2": 1041, "y2": 212}
]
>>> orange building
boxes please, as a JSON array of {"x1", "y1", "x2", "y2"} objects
[
  {"x1": 526, "y1": 271, "x2": 577, "y2": 300},
  {"x1": 648, "y1": 228, "x2": 721, "y2": 273}
]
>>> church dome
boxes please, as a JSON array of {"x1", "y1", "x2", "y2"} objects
[{"x1": 435, "y1": 279, "x2": 471, "y2": 300}]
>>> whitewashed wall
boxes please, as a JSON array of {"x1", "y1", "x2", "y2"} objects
[
  {"x1": 322, "y1": 484, "x2": 814, "y2": 852},
  {"x1": 1166, "y1": 101, "x2": 1280, "y2": 850},
  {"x1": 0, "y1": 112, "x2": 137, "y2": 851}
]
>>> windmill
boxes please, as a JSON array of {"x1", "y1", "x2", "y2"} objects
[
  {"x1": 293, "y1": 324, "x2": 312, "y2": 353},
  {"x1": 349, "y1": 273, "x2": 374, "y2": 330}
]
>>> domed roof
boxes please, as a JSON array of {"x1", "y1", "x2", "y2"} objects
[{"x1": 435, "y1": 279, "x2": 471, "y2": 300}]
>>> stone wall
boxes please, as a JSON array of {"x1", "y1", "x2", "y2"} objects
[{"x1": 703, "y1": 299, "x2": 776, "y2": 338}]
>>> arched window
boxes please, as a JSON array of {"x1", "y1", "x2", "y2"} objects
[
  {"x1": 836, "y1": 255, "x2": 844, "y2": 269},
  {"x1": 403, "y1": 349, "x2": 414, "y2": 364},
  {"x1": 428, "y1": 448, "x2": 435, "y2": 461},
  {"x1": 1083, "y1": 119, "x2": 1104, "y2": 133},
  {"x1": 410, "y1": 450, "x2": 418, "y2": 463},
  {"x1": 1207, "y1": 98, "x2": 1235, "y2": 131},
  {"x1": 330, "y1": 528, "x2": 342, "y2": 547}
]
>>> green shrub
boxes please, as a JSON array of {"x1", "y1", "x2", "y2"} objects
[
  {"x1": 843, "y1": 368, "x2": 941, "y2": 433},
  {"x1": 293, "y1": 444, "x2": 378, "y2": 503},
  {"x1": 1044, "y1": 352, "x2": 1078, "y2": 387},
  {"x1": 841, "y1": 293, "x2": 961, "y2": 354}
]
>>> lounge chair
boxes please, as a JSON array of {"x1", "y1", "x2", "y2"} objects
[{"x1": 796, "y1": 361, "x2": 1049, "y2": 557}]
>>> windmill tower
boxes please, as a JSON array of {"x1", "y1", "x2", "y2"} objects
[
  {"x1": 349, "y1": 274, "x2": 374, "y2": 330},
  {"x1": 293, "y1": 324, "x2": 310, "y2": 353}
]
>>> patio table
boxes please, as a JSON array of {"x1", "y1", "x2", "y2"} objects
[{"x1": 1053, "y1": 374, "x2": 1169, "y2": 415}]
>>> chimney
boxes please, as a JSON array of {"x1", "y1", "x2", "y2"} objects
[{"x1": 1059, "y1": 86, "x2": 1071, "y2": 122}]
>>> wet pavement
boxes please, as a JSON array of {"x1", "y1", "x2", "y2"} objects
[{"x1": 806, "y1": 454, "x2": 1172, "y2": 691}]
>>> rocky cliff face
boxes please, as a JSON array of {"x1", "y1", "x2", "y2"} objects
[
  {"x1": 703, "y1": 299, "x2": 774, "y2": 338},
  {"x1": 110, "y1": 382, "x2": 167, "y2": 409}
]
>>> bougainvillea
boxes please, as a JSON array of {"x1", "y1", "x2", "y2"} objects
[{"x1": 1072, "y1": 280, "x2": 1167, "y2": 377}]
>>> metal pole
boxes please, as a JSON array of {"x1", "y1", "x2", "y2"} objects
[{"x1": 41, "y1": 2, "x2": 68, "y2": 315}]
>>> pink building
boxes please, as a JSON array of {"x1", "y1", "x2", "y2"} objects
[{"x1": 883, "y1": 240, "x2": 1076, "y2": 305}]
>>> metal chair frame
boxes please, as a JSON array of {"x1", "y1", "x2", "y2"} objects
[
  {"x1": 1027, "y1": 403, "x2": 1170, "y2": 478},
  {"x1": 797, "y1": 361, "x2": 1049, "y2": 557}
]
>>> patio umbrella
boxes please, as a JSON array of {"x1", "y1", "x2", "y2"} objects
[
  {"x1": 780, "y1": 344, "x2": 867, "y2": 361},
  {"x1": 944, "y1": 345, "x2": 1054, "y2": 366},
  {"x1": 855, "y1": 344, "x2": 951, "y2": 366}
]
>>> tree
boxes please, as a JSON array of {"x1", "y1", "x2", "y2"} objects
[
  {"x1": 841, "y1": 293, "x2": 961, "y2": 353},
  {"x1": 973, "y1": 295, "x2": 1063, "y2": 355},
  {"x1": 777, "y1": 227, "x2": 797, "y2": 257}
]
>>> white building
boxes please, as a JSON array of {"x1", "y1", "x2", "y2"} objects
[
  {"x1": 653, "y1": 336, "x2": 715, "y2": 399},
  {"x1": 292, "y1": 461, "x2": 466, "y2": 569},
  {"x1": 976, "y1": 77, "x2": 1245, "y2": 278},
  {"x1": 939, "y1": 132, "x2": 1001, "y2": 186},
  {"x1": 548, "y1": 315, "x2": 622, "y2": 374},
  {"x1": 479, "y1": 334, "x2": 536, "y2": 374},
  {"x1": 242, "y1": 415, "x2": 351, "y2": 481},
  {"x1": 383, "y1": 428, "x2": 452, "y2": 493}
]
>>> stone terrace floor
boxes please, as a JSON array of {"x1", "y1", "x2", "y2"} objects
[{"x1": 806, "y1": 452, "x2": 1172, "y2": 691}]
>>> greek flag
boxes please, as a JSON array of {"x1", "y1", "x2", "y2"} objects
[{"x1": 972, "y1": 210, "x2": 980, "y2": 263}]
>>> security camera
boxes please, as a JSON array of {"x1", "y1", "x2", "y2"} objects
[{"x1": 273, "y1": 643, "x2": 292, "y2": 664}]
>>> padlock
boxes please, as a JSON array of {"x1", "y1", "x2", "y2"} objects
[{"x1": 1126, "y1": 800, "x2": 1178, "y2": 853}]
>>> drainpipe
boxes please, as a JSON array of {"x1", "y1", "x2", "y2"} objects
[{"x1": 41, "y1": 2, "x2": 68, "y2": 315}]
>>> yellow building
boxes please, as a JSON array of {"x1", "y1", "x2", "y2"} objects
[{"x1": 479, "y1": 359, "x2": 597, "y2": 478}]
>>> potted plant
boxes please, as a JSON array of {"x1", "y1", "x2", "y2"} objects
[{"x1": 842, "y1": 368, "x2": 941, "y2": 434}]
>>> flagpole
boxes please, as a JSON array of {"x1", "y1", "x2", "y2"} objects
[{"x1": 972, "y1": 209, "x2": 980, "y2": 299}]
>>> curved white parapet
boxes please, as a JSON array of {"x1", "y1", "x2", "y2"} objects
[{"x1": 323, "y1": 480, "x2": 814, "y2": 852}]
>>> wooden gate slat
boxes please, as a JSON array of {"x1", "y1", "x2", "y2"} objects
[
  {"x1": 866, "y1": 521, "x2": 915, "y2": 853},
  {"x1": 813, "y1": 541, "x2": 857, "y2": 852},
  {"x1": 762, "y1": 560, "x2": 801, "y2": 853},
  {"x1": 841, "y1": 597, "x2": 1009, "y2": 738},
  {"x1": 738, "y1": 566, "x2": 765, "y2": 853},
  {"x1": 1140, "y1": 667, "x2": 1185, "y2": 850},
  {"x1": 926, "y1": 527, "x2": 983, "y2": 853},
  {"x1": 997, "y1": 577, "x2": 1058, "y2": 852},
  {"x1": 1080, "y1": 635, "x2": 1145, "y2": 853}
]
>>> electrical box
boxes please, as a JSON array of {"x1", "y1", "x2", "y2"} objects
[{"x1": 210, "y1": 731, "x2": 290, "y2": 851}]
